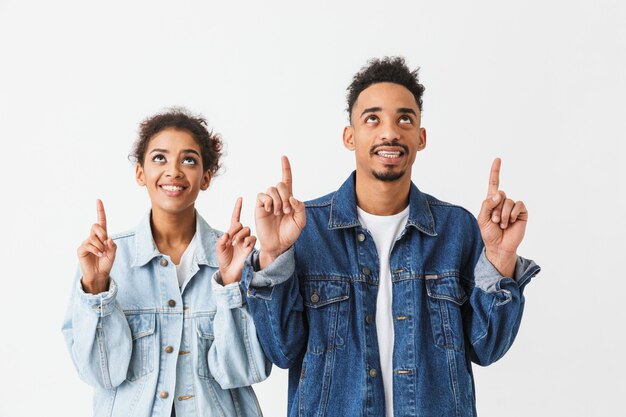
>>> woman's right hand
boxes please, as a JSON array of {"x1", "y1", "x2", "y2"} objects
[{"x1": 77, "y1": 199, "x2": 117, "y2": 294}]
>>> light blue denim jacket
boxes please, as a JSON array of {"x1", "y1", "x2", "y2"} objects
[
  {"x1": 62, "y1": 212, "x2": 271, "y2": 417},
  {"x1": 243, "y1": 172, "x2": 540, "y2": 417}
]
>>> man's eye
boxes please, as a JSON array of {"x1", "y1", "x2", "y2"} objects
[
  {"x1": 152, "y1": 154, "x2": 166, "y2": 163},
  {"x1": 182, "y1": 157, "x2": 197, "y2": 165},
  {"x1": 365, "y1": 115, "x2": 379, "y2": 123},
  {"x1": 399, "y1": 115, "x2": 413, "y2": 124}
]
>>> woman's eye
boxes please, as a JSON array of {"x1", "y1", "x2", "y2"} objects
[
  {"x1": 152, "y1": 154, "x2": 166, "y2": 163},
  {"x1": 399, "y1": 115, "x2": 412, "y2": 124},
  {"x1": 182, "y1": 157, "x2": 197, "y2": 165}
]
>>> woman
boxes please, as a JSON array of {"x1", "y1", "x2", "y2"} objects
[{"x1": 62, "y1": 109, "x2": 270, "y2": 417}]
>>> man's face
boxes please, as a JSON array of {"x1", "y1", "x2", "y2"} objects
[{"x1": 343, "y1": 82, "x2": 426, "y2": 183}]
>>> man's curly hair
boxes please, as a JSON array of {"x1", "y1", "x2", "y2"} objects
[
  {"x1": 346, "y1": 56, "x2": 425, "y2": 122},
  {"x1": 131, "y1": 107, "x2": 223, "y2": 176}
]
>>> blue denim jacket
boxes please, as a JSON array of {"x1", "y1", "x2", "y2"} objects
[
  {"x1": 243, "y1": 172, "x2": 540, "y2": 417},
  {"x1": 62, "y1": 212, "x2": 270, "y2": 417}
]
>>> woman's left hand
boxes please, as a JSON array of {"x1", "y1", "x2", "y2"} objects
[{"x1": 216, "y1": 197, "x2": 257, "y2": 285}]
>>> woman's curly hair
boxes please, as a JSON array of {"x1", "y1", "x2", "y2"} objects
[{"x1": 131, "y1": 107, "x2": 223, "y2": 176}]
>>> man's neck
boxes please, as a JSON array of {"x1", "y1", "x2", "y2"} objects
[{"x1": 354, "y1": 171, "x2": 411, "y2": 216}]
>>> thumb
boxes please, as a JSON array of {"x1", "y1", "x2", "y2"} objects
[
  {"x1": 478, "y1": 192, "x2": 502, "y2": 224},
  {"x1": 289, "y1": 196, "x2": 306, "y2": 230}
]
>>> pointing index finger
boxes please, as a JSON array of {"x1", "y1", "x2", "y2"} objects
[
  {"x1": 231, "y1": 197, "x2": 243, "y2": 225},
  {"x1": 281, "y1": 156, "x2": 293, "y2": 194},
  {"x1": 488, "y1": 158, "x2": 501, "y2": 196},
  {"x1": 96, "y1": 199, "x2": 107, "y2": 230}
]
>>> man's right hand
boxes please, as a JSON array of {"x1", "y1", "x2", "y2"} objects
[
  {"x1": 255, "y1": 156, "x2": 306, "y2": 269},
  {"x1": 77, "y1": 199, "x2": 117, "y2": 294}
]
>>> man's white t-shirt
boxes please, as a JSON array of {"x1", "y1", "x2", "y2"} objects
[{"x1": 357, "y1": 205, "x2": 409, "y2": 417}]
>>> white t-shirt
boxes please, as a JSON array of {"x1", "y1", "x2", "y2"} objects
[
  {"x1": 357, "y1": 205, "x2": 409, "y2": 417},
  {"x1": 175, "y1": 233, "x2": 198, "y2": 289}
]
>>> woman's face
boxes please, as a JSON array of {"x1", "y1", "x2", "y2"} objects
[{"x1": 135, "y1": 128, "x2": 210, "y2": 216}]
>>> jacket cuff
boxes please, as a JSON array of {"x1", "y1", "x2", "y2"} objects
[
  {"x1": 76, "y1": 278, "x2": 118, "y2": 316},
  {"x1": 212, "y1": 271, "x2": 244, "y2": 309},
  {"x1": 246, "y1": 247, "x2": 295, "y2": 287},
  {"x1": 474, "y1": 249, "x2": 541, "y2": 294}
]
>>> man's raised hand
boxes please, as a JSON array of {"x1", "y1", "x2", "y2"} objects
[
  {"x1": 216, "y1": 197, "x2": 257, "y2": 285},
  {"x1": 255, "y1": 156, "x2": 306, "y2": 269},
  {"x1": 77, "y1": 199, "x2": 117, "y2": 294},
  {"x1": 477, "y1": 158, "x2": 528, "y2": 277}
]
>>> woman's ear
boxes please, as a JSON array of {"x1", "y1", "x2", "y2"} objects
[
  {"x1": 200, "y1": 170, "x2": 211, "y2": 191},
  {"x1": 135, "y1": 164, "x2": 145, "y2": 186}
]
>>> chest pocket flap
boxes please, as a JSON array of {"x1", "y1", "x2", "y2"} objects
[
  {"x1": 302, "y1": 280, "x2": 350, "y2": 308},
  {"x1": 426, "y1": 274, "x2": 468, "y2": 305}
]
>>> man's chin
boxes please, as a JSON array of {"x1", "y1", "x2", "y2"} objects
[{"x1": 372, "y1": 169, "x2": 406, "y2": 182}]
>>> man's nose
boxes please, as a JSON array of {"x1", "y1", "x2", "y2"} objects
[{"x1": 379, "y1": 122, "x2": 400, "y2": 142}]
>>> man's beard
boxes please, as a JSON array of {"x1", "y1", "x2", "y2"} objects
[{"x1": 372, "y1": 168, "x2": 406, "y2": 182}]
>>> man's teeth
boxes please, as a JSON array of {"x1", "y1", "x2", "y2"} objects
[
  {"x1": 377, "y1": 151, "x2": 401, "y2": 158},
  {"x1": 161, "y1": 185, "x2": 184, "y2": 191}
]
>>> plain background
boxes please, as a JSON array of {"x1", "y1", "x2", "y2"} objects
[{"x1": 1, "y1": 0, "x2": 625, "y2": 416}]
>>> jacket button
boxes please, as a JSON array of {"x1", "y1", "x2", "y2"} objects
[
  {"x1": 362, "y1": 267, "x2": 371, "y2": 275},
  {"x1": 369, "y1": 368, "x2": 377, "y2": 378},
  {"x1": 159, "y1": 391, "x2": 169, "y2": 399},
  {"x1": 164, "y1": 345, "x2": 174, "y2": 353},
  {"x1": 168, "y1": 299, "x2": 176, "y2": 307},
  {"x1": 160, "y1": 258, "x2": 168, "y2": 267},
  {"x1": 310, "y1": 292, "x2": 320, "y2": 304},
  {"x1": 365, "y1": 315, "x2": 374, "y2": 324},
  {"x1": 357, "y1": 233, "x2": 366, "y2": 242}
]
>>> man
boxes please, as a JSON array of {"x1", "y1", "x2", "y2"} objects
[{"x1": 243, "y1": 57, "x2": 540, "y2": 417}]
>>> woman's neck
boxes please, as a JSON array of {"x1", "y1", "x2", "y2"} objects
[{"x1": 150, "y1": 205, "x2": 196, "y2": 263}]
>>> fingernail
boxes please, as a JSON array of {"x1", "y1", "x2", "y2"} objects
[
  {"x1": 492, "y1": 194, "x2": 499, "y2": 202},
  {"x1": 500, "y1": 223, "x2": 506, "y2": 228},
  {"x1": 492, "y1": 216, "x2": 499, "y2": 222},
  {"x1": 284, "y1": 208, "x2": 291, "y2": 214}
]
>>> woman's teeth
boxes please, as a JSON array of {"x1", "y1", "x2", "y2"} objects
[{"x1": 161, "y1": 185, "x2": 184, "y2": 191}]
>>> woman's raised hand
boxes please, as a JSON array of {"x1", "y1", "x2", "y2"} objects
[
  {"x1": 77, "y1": 199, "x2": 117, "y2": 294},
  {"x1": 216, "y1": 197, "x2": 257, "y2": 285}
]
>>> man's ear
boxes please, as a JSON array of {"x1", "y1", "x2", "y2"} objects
[
  {"x1": 343, "y1": 125, "x2": 355, "y2": 151},
  {"x1": 135, "y1": 164, "x2": 145, "y2": 186},
  {"x1": 417, "y1": 128, "x2": 427, "y2": 151},
  {"x1": 200, "y1": 171, "x2": 211, "y2": 191}
]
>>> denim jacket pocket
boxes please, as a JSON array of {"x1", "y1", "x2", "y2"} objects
[
  {"x1": 302, "y1": 279, "x2": 350, "y2": 355},
  {"x1": 196, "y1": 316, "x2": 215, "y2": 379},
  {"x1": 425, "y1": 273, "x2": 468, "y2": 351},
  {"x1": 125, "y1": 313, "x2": 156, "y2": 381}
]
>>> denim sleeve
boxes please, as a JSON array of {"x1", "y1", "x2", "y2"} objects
[
  {"x1": 61, "y1": 271, "x2": 132, "y2": 390},
  {"x1": 462, "y1": 222, "x2": 541, "y2": 366},
  {"x1": 240, "y1": 247, "x2": 307, "y2": 369},
  {"x1": 208, "y1": 271, "x2": 272, "y2": 389}
]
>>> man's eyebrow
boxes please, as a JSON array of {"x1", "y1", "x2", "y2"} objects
[
  {"x1": 398, "y1": 108, "x2": 417, "y2": 115},
  {"x1": 360, "y1": 107, "x2": 382, "y2": 117}
]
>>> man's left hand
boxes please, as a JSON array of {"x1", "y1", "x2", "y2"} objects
[{"x1": 477, "y1": 158, "x2": 528, "y2": 277}]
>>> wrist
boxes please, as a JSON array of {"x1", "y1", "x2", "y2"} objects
[
  {"x1": 485, "y1": 249, "x2": 517, "y2": 277},
  {"x1": 258, "y1": 249, "x2": 281, "y2": 270},
  {"x1": 81, "y1": 276, "x2": 110, "y2": 294}
]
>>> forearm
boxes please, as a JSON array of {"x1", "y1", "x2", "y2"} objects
[
  {"x1": 209, "y1": 273, "x2": 272, "y2": 388},
  {"x1": 466, "y1": 251, "x2": 541, "y2": 365},
  {"x1": 243, "y1": 248, "x2": 307, "y2": 368},
  {"x1": 62, "y1": 278, "x2": 132, "y2": 389}
]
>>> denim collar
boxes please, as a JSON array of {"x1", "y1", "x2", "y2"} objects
[
  {"x1": 132, "y1": 210, "x2": 220, "y2": 268},
  {"x1": 329, "y1": 171, "x2": 437, "y2": 236}
]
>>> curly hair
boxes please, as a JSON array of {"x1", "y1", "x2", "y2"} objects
[
  {"x1": 346, "y1": 56, "x2": 425, "y2": 121},
  {"x1": 131, "y1": 107, "x2": 223, "y2": 176}
]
